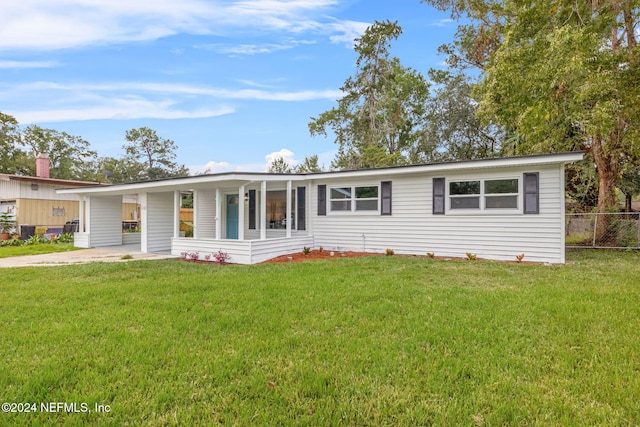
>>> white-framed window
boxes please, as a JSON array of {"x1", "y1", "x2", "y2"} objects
[
  {"x1": 448, "y1": 178, "x2": 519, "y2": 211},
  {"x1": 329, "y1": 185, "x2": 379, "y2": 213}
]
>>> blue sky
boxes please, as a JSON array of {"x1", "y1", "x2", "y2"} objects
[{"x1": 0, "y1": 0, "x2": 458, "y2": 173}]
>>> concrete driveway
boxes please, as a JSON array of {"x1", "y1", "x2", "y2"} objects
[{"x1": 0, "y1": 245, "x2": 176, "y2": 268}]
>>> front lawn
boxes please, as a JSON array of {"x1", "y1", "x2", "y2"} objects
[
  {"x1": 0, "y1": 250, "x2": 638, "y2": 425},
  {"x1": 0, "y1": 242, "x2": 79, "y2": 258}
]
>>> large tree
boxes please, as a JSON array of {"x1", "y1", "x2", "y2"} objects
[
  {"x1": 423, "y1": 0, "x2": 640, "y2": 215},
  {"x1": 309, "y1": 20, "x2": 432, "y2": 170},
  {"x1": 0, "y1": 112, "x2": 24, "y2": 175},
  {"x1": 412, "y1": 69, "x2": 503, "y2": 163},
  {"x1": 22, "y1": 125, "x2": 98, "y2": 180},
  {"x1": 123, "y1": 127, "x2": 189, "y2": 180}
]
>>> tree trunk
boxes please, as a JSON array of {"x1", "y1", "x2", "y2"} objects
[
  {"x1": 591, "y1": 136, "x2": 619, "y2": 244},
  {"x1": 591, "y1": 136, "x2": 619, "y2": 213}
]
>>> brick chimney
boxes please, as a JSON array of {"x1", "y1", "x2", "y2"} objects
[{"x1": 36, "y1": 153, "x2": 50, "y2": 178}]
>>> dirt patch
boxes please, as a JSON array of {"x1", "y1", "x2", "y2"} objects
[{"x1": 262, "y1": 249, "x2": 385, "y2": 263}]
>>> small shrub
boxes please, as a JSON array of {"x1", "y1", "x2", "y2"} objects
[
  {"x1": 203, "y1": 254, "x2": 212, "y2": 262},
  {"x1": 466, "y1": 252, "x2": 477, "y2": 261},
  {"x1": 515, "y1": 253, "x2": 525, "y2": 263},
  {"x1": 1, "y1": 238, "x2": 24, "y2": 247},
  {"x1": 318, "y1": 246, "x2": 324, "y2": 253},
  {"x1": 385, "y1": 248, "x2": 395, "y2": 256},
  {"x1": 121, "y1": 254, "x2": 133, "y2": 260},
  {"x1": 25, "y1": 235, "x2": 50, "y2": 245},
  {"x1": 181, "y1": 251, "x2": 200, "y2": 262},
  {"x1": 213, "y1": 250, "x2": 231, "y2": 264},
  {"x1": 426, "y1": 252, "x2": 435, "y2": 259},
  {"x1": 53, "y1": 233, "x2": 74, "y2": 244},
  {"x1": 302, "y1": 246, "x2": 311, "y2": 255}
]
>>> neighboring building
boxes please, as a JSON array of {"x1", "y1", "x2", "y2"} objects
[
  {"x1": 0, "y1": 154, "x2": 99, "y2": 235},
  {"x1": 57, "y1": 152, "x2": 584, "y2": 264}
]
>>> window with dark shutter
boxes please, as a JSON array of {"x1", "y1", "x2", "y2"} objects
[
  {"x1": 523, "y1": 172, "x2": 539, "y2": 214},
  {"x1": 297, "y1": 187, "x2": 306, "y2": 230},
  {"x1": 381, "y1": 181, "x2": 392, "y2": 215},
  {"x1": 248, "y1": 189, "x2": 256, "y2": 229},
  {"x1": 317, "y1": 184, "x2": 326, "y2": 216},
  {"x1": 433, "y1": 177, "x2": 445, "y2": 215}
]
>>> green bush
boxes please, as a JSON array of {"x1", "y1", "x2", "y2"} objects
[{"x1": 0, "y1": 238, "x2": 24, "y2": 247}]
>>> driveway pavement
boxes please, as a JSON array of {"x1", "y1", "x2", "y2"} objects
[{"x1": 0, "y1": 246, "x2": 176, "y2": 268}]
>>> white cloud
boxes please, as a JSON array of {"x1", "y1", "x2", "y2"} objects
[
  {"x1": 2, "y1": 80, "x2": 340, "y2": 123},
  {"x1": 430, "y1": 18, "x2": 454, "y2": 27},
  {"x1": 9, "y1": 81, "x2": 343, "y2": 102},
  {"x1": 0, "y1": 60, "x2": 59, "y2": 69},
  {"x1": 190, "y1": 147, "x2": 305, "y2": 174},
  {"x1": 264, "y1": 148, "x2": 298, "y2": 171},
  {"x1": 12, "y1": 98, "x2": 235, "y2": 123},
  {"x1": 0, "y1": 0, "x2": 367, "y2": 51},
  {"x1": 190, "y1": 160, "x2": 235, "y2": 175}
]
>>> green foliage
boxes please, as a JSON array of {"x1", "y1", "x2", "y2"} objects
[
  {"x1": 295, "y1": 155, "x2": 323, "y2": 173},
  {"x1": 123, "y1": 127, "x2": 189, "y2": 181},
  {"x1": 0, "y1": 238, "x2": 24, "y2": 247},
  {"x1": 25, "y1": 234, "x2": 51, "y2": 245},
  {"x1": 385, "y1": 248, "x2": 395, "y2": 256},
  {"x1": 52, "y1": 233, "x2": 74, "y2": 243},
  {"x1": 413, "y1": 69, "x2": 501, "y2": 163},
  {"x1": 22, "y1": 125, "x2": 98, "y2": 180},
  {"x1": 0, "y1": 211, "x2": 16, "y2": 233},
  {"x1": 309, "y1": 20, "x2": 432, "y2": 170},
  {"x1": 1, "y1": 252, "x2": 639, "y2": 424},
  {"x1": 267, "y1": 157, "x2": 293, "y2": 174},
  {"x1": 423, "y1": 0, "x2": 640, "y2": 213}
]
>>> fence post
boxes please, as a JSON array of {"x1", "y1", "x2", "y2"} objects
[
  {"x1": 637, "y1": 215, "x2": 640, "y2": 249},
  {"x1": 592, "y1": 213, "x2": 598, "y2": 247}
]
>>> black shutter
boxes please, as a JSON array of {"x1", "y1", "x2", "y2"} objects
[
  {"x1": 523, "y1": 172, "x2": 539, "y2": 214},
  {"x1": 248, "y1": 189, "x2": 256, "y2": 229},
  {"x1": 433, "y1": 177, "x2": 445, "y2": 215},
  {"x1": 297, "y1": 187, "x2": 306, "y2": 230},
  {"x1": 381, "y1": 181, "x2": 392, "y2": 215},
  {"x1": 317, "y1": 184, "x2": 326, "y2": 216}
]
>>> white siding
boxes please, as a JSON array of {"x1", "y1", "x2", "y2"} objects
[
  {"x1": 311, "y1": 164, "x2": 566, "y2": 264},
  {"x1": 0, "y1": 178, "x2": 82, "y2": 201},
  {"x1": 195, "y1": 189, "x2": 217, "y2": 239},
  {"x1": 171, "y1": 236, "x2": 314, "y2": 264},
  {"x1": 172, "y1": 238, "x2": 252, "y2": 264},
  {"x1": 87, "y1": 195, "x2": 122, "y2": 247},
  {"x1": 250, "y1": 236, "x2": 314, "y2": 263},
  {"x1": 144, "y1": 192, "x2": 174, "y2": 252}
]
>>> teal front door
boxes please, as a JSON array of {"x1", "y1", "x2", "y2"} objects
[{"x1": 226, "y1": 194, "x2": 239, "y2": 239}]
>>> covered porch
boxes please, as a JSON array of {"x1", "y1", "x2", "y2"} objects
[{"x1": 62, "y1": 173, "x2": 312, "y2": 265}]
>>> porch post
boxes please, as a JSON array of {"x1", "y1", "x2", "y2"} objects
[
  {"x1": 173, "y1": 190, "x2": 181, "y2": 238},
  {"x1": 286, "y1": 180, "x2": 292, "y2": 238},
  {"x1": 215, "y1": 187, "x2": 222, "y2": 239},
  {"x1": 193, "y1": 190, "x2": 199, "y2": 239},
  {"x1": 238, "y1": 184, "x2": 245, "y2": 240},
  {"x1": 140, "y1": 193, "x2": 148, "y2": 252},
  {"x1": 79, "y1": 196, "x2": 86, "y2": 233},
  {"x1": 260, "y1": 180, "x2": 267, "y2": 240},
  {"x1": 85, "y1": 196, "x2": 91, "y2": 233}
]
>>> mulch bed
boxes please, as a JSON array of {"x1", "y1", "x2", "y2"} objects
[{"x1": 261, "y1": 249, "x2": 385, "y2": 263}]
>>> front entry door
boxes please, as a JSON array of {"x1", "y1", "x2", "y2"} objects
[{"x1": 226, "y1": 194, "x2": 239, "y2": 239}]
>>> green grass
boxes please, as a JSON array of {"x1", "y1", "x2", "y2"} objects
[
  {"x1": 1, "y1": 249, "x2": 639, "y2": 425},
  {"x1": 0, "y1": 243, "x2": 79, "y2": 258}
]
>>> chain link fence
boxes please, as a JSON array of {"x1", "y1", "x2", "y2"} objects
[{"x1": 566, "y1": 213, "x2": 640, "y2": 248}]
